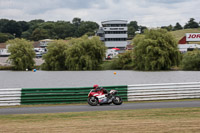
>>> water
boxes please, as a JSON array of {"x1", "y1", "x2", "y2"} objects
[{"x1": 0, "y1": 70, "x2": 200, "y2": 89}]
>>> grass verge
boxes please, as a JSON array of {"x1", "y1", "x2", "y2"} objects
[{"x1": 0, "y1": 107, "x2": 200, "y2": 133}]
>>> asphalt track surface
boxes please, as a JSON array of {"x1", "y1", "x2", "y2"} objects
[{"x1": 0, "y1": 101, "x2": 199, "y2": 115}]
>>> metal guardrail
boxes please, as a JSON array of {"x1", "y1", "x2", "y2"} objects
[
  {"x1": 21, "y1": 85, "x2": 127, "y2": 105},
  {"x1": 128, "y1": 82, "x2": 200, "y2": 101},
  {"x1": 0, "y1": 88, "x2": 21, "y2": 106},
  {"x1": 1, "y1": 82, "x2": 200, "y2": 106}
]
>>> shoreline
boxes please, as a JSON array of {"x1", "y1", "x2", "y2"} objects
[{"x1": 0, "y1": 57, "x2": 44, "y2": 66}]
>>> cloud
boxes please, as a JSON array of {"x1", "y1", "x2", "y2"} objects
[{"x1": 0, "y1": 0, "x2": 200, "y2": 27}]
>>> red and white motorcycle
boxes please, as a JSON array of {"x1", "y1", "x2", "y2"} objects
[{"x1": 87, "y1": 88, "x2": 123, "y2": 106}]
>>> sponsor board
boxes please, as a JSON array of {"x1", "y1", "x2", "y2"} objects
[{"x1": 186, "y1": 33, "x2": 200, "y2": 41}]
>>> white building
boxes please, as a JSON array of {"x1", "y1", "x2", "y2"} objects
[
  {"x1": 178, "y1": 44, "x2": 200, "y2": 53},
  {"x1": 97, "y1": 20, "x2": 128, "y2": 49},
  {"x1": 0, "y1": 44, "x2": 10, "y2": 57},
  {"x1": 39, "y1": 39, "x2": 54, "y2": 48}
]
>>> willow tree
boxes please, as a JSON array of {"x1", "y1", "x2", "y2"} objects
[
  {"x1": 7, "y1": 38, "x2": 35, "y2": 70},
  {"x1": 181, "y1": 49, "x2": 200, "y2": 70},
  {"x1": 133, "y1": 29, "x2": 181, "y2": 71},
  {"x1": 65, "y1": 35, "x2": 106, "y2": 70},
  {"x1": 42, "y1": 40, "x2": 69, "y2": 70}
]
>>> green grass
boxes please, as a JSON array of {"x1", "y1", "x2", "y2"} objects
[
  {"x1": 0, "y1": 65, "x2": 14, "y2": 70},
  {"x1": 100, "y1": 60, "x2": 114, "y2": 70},
  {"x1": 0, "y1": 107, "x2": 200, "y2": 133},
  {"x1": 170, "y1": 28, "x2": 200, "y2": 42}
]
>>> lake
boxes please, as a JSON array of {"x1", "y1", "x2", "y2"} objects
[{"x1": 0, "y1": 70, "x2": 200, "y2": 89}]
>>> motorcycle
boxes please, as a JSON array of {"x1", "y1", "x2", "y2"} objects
[{"x1": 87, "y1": 88, "x2": 123, "y2": 106}]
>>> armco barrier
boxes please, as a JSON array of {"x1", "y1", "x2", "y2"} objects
[
  {"x1": 128, "y1": 82, "x2": 200, "y2": 101},
  {"x1": 0, "y1": 88, "x2": 21, "y2": 106},
  {"x1": 1, "y1": 82, "x2": 200, "y2": 106},
  {"x1": 21, "y1": 85, "x2": 128, "y2": 105}
]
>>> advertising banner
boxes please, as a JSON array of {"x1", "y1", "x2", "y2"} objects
[{"x1": 186, "y1": 33, "x2": 200, "y2": 41}]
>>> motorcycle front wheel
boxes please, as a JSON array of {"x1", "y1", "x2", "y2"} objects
[
  {"x1": 112, "y1": 96, "x2": 123, "y2": 105},
  {"x1": 88, "y1": 96, "x2": 98, "y2": 106}
]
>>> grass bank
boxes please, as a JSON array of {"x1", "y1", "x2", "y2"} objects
[
  {"x1": 0, "y1": 65, "x2": 41, "y2": 71},
  {"x1": 0, "y1": 107, "x2": 200, "y2": 133},
  {"x1": 0, "y1": 65, "x2": 14, "y2": 70},
  {"x1": 170, "y1": 28, "x2": 200, "y2": 42}
]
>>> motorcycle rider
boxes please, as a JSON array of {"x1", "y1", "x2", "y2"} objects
[
  {"x1": 93, "y1": 84, "x2": 112, "y2": 101},
  {"x1": 93, "y1": 84, "x2": 108, "y2": 94}
]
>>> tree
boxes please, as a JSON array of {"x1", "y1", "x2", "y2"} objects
[
  {"x1": 39, "y1": 22, "x2": 56, "y2": 39},
  {"x1": 31, "y1": 28, "x2": 49, "y2": 41},
  {"x1": 21, "y1": 31, "x2": 32, "y2": 40},
  {"x1": 72, "y1": 17, "x2": 82, "y2": 37},
  {"x1": 72, "y1": 17, "x2": 81, "y2": 27},
  {"x1": 184, "y1": 18, "x2": 199, "y2": 29},
  {"x1": 7, "y1": 38, "x2": 35, "y2": 70},
  {"x1": 1, "y1": 20, "x2": 22, "y2": 37},
  {"x1": 18, "y1": 21, "x2": 30, "y2": 32},
  {"x1": 0, "y1": 19, "x2": 10, "y2": 32},
  {"x1": 27, "y1": 19, "x2": 45, "y2": 38},
  {"x1": 181, "y1": 49, "x2": 200, "y2": 70},
  {"x1": 42, "y1": 40, "x2": 69, "y2": 70},
  {"x1": 173, "y1": 22, "x2": 183, "y2": 30},
  {"x1": 65, "y1": 35, "x2": 106, "y2": 70},
  {"x1": 0, "y1": 33, "x2": 14, "y2": 43},
  {"x1": 133, "y1": 29, "x2": 181, "y2": 71},
  {"x1": 139, "y1": 26, "x2": 147, "y2": 33},
  {"x1": 53, "y1": 21, "x2": 75, "y2": 39},
  {"x1": 161, "y1": 25, "x2": 173, "y2": 31},
  {"x1": 76, "y1": 21, "x2": 99, "y2": 37},
  {"x1": 128, "y1": 21, "x2": 139, "y2": 38}
]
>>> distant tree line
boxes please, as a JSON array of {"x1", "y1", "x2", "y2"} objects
[
  {"x1": 161, "y1": 18, "x2": 200, "y2": 31},
  {"x1": 0, "y1": 18, "x2": 99, "y2": 43}
]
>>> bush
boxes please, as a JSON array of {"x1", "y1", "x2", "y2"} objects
[
  {"x1": 109, "y1": 51, "x2": 134, "y2": 70},
  {"x1": 181, "y1": 49, "x2": 200, "y2": 70}
]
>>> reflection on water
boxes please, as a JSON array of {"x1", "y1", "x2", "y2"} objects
[{"x1": 0, "y1": 70, "x2": 200, "y2": 89}]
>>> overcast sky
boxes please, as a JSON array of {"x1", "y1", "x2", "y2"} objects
[{"x1": 0, "y1": 0, "x2": 200, "y2": 27}]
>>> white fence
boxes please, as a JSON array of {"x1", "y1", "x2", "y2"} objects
[
  {"x1": 128, "y1": 82, "x2": 200, "y2": 101},
  {"x1": 0, "y1": 88, "x2": 21, "y2": 106}
]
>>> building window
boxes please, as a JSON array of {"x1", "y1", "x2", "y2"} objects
[
  {"x1": 102, "y1": 24, "x2": 127, "y2": 27},
  {"x1": 104, "y1": 31, "x2": 127, "y2": 34},
  {"x1": 105, "y1": 38, "x2": 127, "y2": 41}
]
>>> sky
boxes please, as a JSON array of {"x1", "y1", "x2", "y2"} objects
[{"x1": 0, "y1": 0, "x2": 200, "y2": 27}]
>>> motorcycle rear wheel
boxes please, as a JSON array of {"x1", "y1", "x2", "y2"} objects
[
  {"x1": 88, "y1": 96, "x2": 98, "y2": 106},
  {"x1": 112, "y1": 96, "x2": 123, "y2": 105}
]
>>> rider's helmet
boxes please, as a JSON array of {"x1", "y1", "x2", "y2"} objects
[{"x1": 93, "y1": 84, "x2": 99, "y2": 90}]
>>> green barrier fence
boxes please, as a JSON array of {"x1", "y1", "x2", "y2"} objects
[{"x1": 21, "y1": 85, "x2": 128, "y2": 105}]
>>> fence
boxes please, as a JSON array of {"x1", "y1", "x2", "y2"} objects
[
  {"x1": 128, "y1": 82, "x2": 200, "y2": 101},
  {"x1": 0, "y1": 85, "x2": 127, "y2": 106},
  {"x1": 1, "y1": 82, "x2": 200, "y2": 106},
  {"x1": 0, "y1": 88, "x2": 21, "y2": 106},
  {"x1": 21, "y1": 85, "x2": 127, "y2": 105}
]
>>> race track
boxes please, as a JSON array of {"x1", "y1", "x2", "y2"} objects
[{"x1": 0, "y1": 100, "x2": 199, "y2": 115}]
